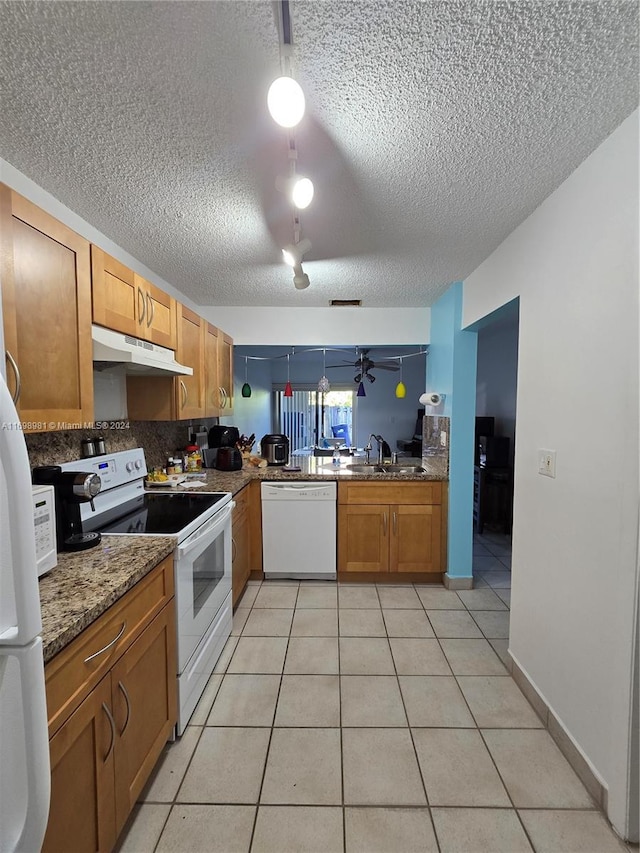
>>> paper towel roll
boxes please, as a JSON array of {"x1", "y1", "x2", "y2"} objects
[{"x1": 419, "y1": 392, "x2": 442, "y2": 406}]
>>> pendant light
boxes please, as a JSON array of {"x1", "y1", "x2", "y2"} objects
[
  {"x1": 317, "y1": 348, "x2": 330, "y2": 393},
  {"x1": 357, "y1": 381, "x2": 366, "y2": 397},
  {"x1": 241, "y1": 357, "x2": 252, "y2": 398},
  {"x1": 395, "y1": 357, "x2": 406, "y2": 398},
  {"x1": 284, "y1": 353, "x2": 293, "y2": 397}
]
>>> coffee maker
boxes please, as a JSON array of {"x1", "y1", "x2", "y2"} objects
[{"x1": 32, "y1": 465, "x2": 102, "y2": 552}]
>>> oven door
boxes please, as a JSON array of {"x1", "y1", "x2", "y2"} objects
[{"x1": 174, "y1": 501, "x2": 233, "y2": 672}]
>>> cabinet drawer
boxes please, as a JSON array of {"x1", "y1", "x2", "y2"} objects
[
  {"x1": 45, "y1": 556, "x2": 175, "y2": 737},
  {"x1": 338, "y1": 481, "x2": 442, "y2": 506}
]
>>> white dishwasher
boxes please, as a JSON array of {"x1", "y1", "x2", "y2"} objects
[{"x1": 261, "y1": 481, "x2": 337, "y2": 579}]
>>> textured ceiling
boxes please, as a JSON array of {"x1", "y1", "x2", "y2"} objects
[{"x1": 0, "y1": 1, "x2": 637, "y2": 308}]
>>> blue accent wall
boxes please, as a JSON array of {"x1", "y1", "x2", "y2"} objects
[{"x1": 429, "y1": 282, "x2": 478, "y2": 578}]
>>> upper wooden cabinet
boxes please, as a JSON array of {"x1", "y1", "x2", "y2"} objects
[
  {"x1": 91, "y1": 246, "x2": 177, "y2": 349},
  {"x1": 0, "y1": 184, "x2": 94, "y2": 431},
  {"x1": 217, "y1": 330, "x2": 234, "y2": 414},
  {"x1": 175, "y1": 304, "x2": 205, "y2": 419},
  {"x1": 204, "y1": 322, "x2": 220, "y2": 417}
]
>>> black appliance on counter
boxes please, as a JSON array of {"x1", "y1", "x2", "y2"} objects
[
  {"x1": 205, "y1": 425, "x2": 241, "y2": 468},
  {"x1": 260, "y1": 433, "x2": 289, "y2": 466},
  {"x1": 215, "y1": 447, "x2": 243, "y2": 471},
  {"x1": 32, "y1": 465, "x2": 102, "y2": 551}
]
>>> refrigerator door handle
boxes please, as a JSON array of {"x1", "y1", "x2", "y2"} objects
[
  {"x1": 0, "y1": 376, "x2": 42, "y2": 645},
  {"x1": 10, "y1": 639, "x2": 51, "y2": 853}
]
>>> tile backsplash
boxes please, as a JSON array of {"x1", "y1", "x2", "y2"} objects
[
  {"x1": 26, "y1": 420, "x2": 217, "y2": 471},
  {"x1": 421, "y1": 415, "x2": 450, "y2": 478}
]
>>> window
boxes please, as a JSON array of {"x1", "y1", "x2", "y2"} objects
[{"x1": 274, "y1": 387, "x2": 354, "y2": 452}]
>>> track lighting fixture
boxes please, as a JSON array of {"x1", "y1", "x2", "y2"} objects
[
  {"x1": 292, "y1": 264, "x2": 310, "y2": 290},
  {"x1": 282, "y1": 237, "x2": 312, "y2": 267},
  {"x1": 267, "y1": 76, "x2": 305, "y2": 128},
  {"x1": 276, "y1": 175, "x2": 315, "y2": 209}
]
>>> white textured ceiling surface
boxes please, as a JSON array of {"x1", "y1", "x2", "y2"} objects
[{"x1": 0, "y1": 1, "x2": 637, "y2": 308}]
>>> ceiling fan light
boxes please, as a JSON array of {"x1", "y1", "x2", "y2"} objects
[
  {"x1": 354, "y1": 373, "x2": 362, "y2": 383},
  {"x1": 356, "y1": 381, "x2": 366, "y2": 397},
  {"x1": 267, "y1": 76, "x2": 305, "y2": 128},
  {"x1": 292, "y1": 177, "x2": 314, "y2": 209},
  {"x1": 365, "y1": 373, "x2": 375, "y2": 383}
]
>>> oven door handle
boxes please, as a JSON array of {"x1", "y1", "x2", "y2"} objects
[{"x1": 177, "y1": 501, "x2": 235, "y2": 559}]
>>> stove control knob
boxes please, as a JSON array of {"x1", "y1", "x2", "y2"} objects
[
  {"x1": 134, "y1": 460, "x2": 142, "y2": 470},
  {"x1": 126, "y1": 461, "x2": 134, "y2": 473}
]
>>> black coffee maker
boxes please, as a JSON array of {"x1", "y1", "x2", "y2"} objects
[{"x1": 32, "y1": 465, "x2": 102, "y2": 552}]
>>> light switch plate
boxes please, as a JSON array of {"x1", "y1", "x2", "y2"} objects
[{"x1": 538, "y1": 449, "x2": 556, "y2": 478}]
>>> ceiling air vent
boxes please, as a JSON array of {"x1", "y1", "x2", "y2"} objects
[{"x1": 330, "y1": 299, "x2": 361, "y2": 307}]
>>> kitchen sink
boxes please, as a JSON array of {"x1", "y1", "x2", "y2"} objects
[{"x1": 345, "y1": 463, "x2": 385, "y2": 472}]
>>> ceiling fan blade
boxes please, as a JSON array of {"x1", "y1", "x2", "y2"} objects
[{"x1": 374, "y1": 363, "x2": 400, "y2": 371}]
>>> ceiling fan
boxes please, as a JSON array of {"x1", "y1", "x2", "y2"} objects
[{"x1": 326, "y1": 349, "x2": 400, "y2": 384}]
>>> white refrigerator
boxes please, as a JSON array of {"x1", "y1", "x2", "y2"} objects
[{"x1": 0, "y1": 371, "x2": 51, "y2": 851}]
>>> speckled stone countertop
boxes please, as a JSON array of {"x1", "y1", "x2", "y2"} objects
[
  {"x1": 174, "y1": 455, "x2": 446, "y2": 496},
  {"x1": 39, "y1": 535, "x2": 176, "y2": 663}
]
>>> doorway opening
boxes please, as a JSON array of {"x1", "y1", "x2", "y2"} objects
[{"x1": 273, "y1": 387, "x2": 354, "y2": 453}]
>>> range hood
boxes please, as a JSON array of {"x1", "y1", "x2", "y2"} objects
[{"x1": 92, "y1": 325, "x2": 193, "y2": 376}]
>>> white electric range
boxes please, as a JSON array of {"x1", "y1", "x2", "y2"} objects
[{"x1": 60, "y1": 448, "x2": 234, "y2": 735}]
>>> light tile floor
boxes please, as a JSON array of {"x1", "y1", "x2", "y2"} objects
[{"x1": 117, "y1": 532, "x2": 633, "y2": 853}]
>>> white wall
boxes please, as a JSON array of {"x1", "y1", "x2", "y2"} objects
[
  {"x1": 199, "y1": 306, "x2": 430, "y2": 347},
  {"x1": 463, "y1": 111, "x2": 639, "y2": 836}
]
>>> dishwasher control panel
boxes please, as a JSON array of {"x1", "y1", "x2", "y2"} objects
[{"x1": 261, "y1": 482, "x2": 337, "y2": 500}]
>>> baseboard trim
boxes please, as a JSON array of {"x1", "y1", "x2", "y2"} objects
[
  {"x1": 443, "y1": 573, "x2": 473, "y2": 590},
  {"x1": 509, "y1": 652, "x2": 608, "y2": 812}
]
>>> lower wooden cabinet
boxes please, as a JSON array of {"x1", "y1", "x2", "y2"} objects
[
  {"x1": 42, "y1": 557, "x2": 177, "y2": 852},
  {"x1": 338, "y1": 481, "x2": 445, "y2": 577},
  {"x1": 232, "y1": 486, "x2": 250, "y2": 607}
]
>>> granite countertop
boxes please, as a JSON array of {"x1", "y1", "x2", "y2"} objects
[
  {"x1": 175, "y1": 455, "x2": 446, "y2": 496},
  {"x1": 39, "y1": 535, "x2": 176, "y2": 663}
]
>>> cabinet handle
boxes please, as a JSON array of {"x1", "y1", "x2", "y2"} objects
[
  {"x1": 117, "y1": 681, "x2": 131, "y2": 735},
  {"x1": 146, "y1": 292, "x2": 154, "y2": 327},
  {"x1": 137, "y1": 286, "x2": 146, "y2": 324},
  {"x1": 102, "y1": 702, "x2": 116, "y2": 762},
  {"x1": 382, "y1": 512, "x2": 387, "y2": 536},
  {"x1": 393, "y1": 511, "x2": 397, "y2": 535},
  {"x1": 84, "y1": 621, "x2": 126, "y2": 663},
  {"x1": 5, "y1": 350, "x2": 20, "y2": 405},
  {"x1": 180, "y1": 379, "x2": 188, "y2": 409},
  {"x1": 220, "y1": 387, "x2": 227, "y2": 408}
]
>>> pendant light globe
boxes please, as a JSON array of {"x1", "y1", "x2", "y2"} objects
[{"x1": 267, "y1": 76, "x2": 305, "y2": 128}]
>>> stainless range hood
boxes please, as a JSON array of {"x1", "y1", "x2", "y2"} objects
[{"x1": 92, "y1": 325, "x2": 193, "y2": 376}]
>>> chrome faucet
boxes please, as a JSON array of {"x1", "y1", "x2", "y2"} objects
[{"x1": 365, "y1": 434, "x2": 387, "y2": 464}]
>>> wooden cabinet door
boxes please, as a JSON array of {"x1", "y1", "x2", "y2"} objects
[
  {"x1": 111, "y1": 605, "x2": 177, "y2": 835},
  {"x1": 176, "y1": 304, "x2": 205, "y2": 419},
  {"x1": 91, "y1": 245, "x2": 137, "y2": 337},
  {"x1": 134, "y1": 274, "x2": 177, "y2": 349},
  {"x1": 232, "y1": 491, "x2": 250, "y2": 606},
  {"x1": 42, "y1": 675, "x2": 116, "y2": 853},
  {"x1": 217, "y1": 331, "x2": 233, "y2": 413},
  {"x1": 204, "y1": 322, "x2": 220, "y2": 417},
  {"x1": 338, "y1": 504, "x2": 389, "y2": 572},
  {"x1": 0, "y1": 185, "x2": 94, "y2": 430},
  {"x1": 390, "y1": 504, "x2": 442, "y2": 573}
]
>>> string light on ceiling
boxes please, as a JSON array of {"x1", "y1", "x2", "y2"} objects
[{"x1": 267, "y1": 0, "x2": 313, "y2": 290}]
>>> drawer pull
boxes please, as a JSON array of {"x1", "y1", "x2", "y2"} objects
[
  {"x1": 118, "y1": 681, "x2": 131, "y2": 735},
  {"x1": 84, "y1": 621, "x2": 126, "y2": 663},
  {"x1": 102, "y1": 702, "x2": 115, "y2": 762}
]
